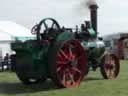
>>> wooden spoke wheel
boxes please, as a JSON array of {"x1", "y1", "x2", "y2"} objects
[
  {"x1": 49, "y1": 40, "x2": 87, "y2": 88},
  {"x1": 100, "y1": 54, "x2": 120, "y2": 79}
]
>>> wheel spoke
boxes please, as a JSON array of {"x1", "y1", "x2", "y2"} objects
[
  {"x1": 69, "y1": 72, "x2": 75, "y2": 84},
  {"x1": 51, "y1": 23, "x2": 55, "y2": 28},
  {"x1": 105, "y1": 64, "x2": 114, "y2": 79},
  {"x1": 110, "y1": 61, "x2": 116, "y2": 78},
  {"x1": 110, "y1": 70, "x2": 115, "y2": 78},
  {"x1": 62, "y1": 72, "x2": 66, "y2": 85},
  {"x1": 68, "y1": 48, "x2": 74, "y2": 60},
  {"x1": 57, "y1": 61, "x2": 67, "y2": 65},
  {"x1": 108, "y1": 70, "x2": 112, "y2": 78},
  {"x1": 57, "y1": 65, "x2": 67, "y2": 72},
  {"x1": 107, "y1": 70, "x2": 111, "y2": 78},
  {"x1": 110, "y1": 61, "x2": 116, "y2": 71},
  {"x1": 58, "y1": 53, "x2": 64, "y2": 61},
  {"x1": 72, "y1": 67, "x2": 81, "y2": 74},
  {"x1": 110, "y1": 60, "x2": 115, "y2": 66},
  {"x1": 43, "y1": 21, "x2": 48, "y2": 29},
  {"x1": 109, "y1": 70, "x2": 113, "y2": 79},
  {"x1": 59, "y1": 49, "x2": 68, "y2": 59},
  {"x1": 57, "y1": 66, "x2": 62, "y2": 72},
  {"x1": 105, "y1": 55, "x2": 111, "y2": 64},
  {"x1": 108, "y1": 69, "x2": 114, "y2": 79}
]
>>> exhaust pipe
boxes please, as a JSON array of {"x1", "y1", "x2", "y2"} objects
[{"x1": 89, "y1": 4, "x2": 98, "y2": 34}]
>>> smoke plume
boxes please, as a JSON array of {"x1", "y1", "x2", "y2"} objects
[
  {"x1": 74, "y1": 0, "x2": 98, "y2": 17},
  {"x1": 80, "y1": 0, "x2": 98, "y2": 8},
  {"x1": 86, "y1": 0, "x2": 98, "y2": 6}
]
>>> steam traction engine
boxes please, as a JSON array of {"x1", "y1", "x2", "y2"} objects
[{"x1": 11, "y1": 4, "x2": 120, "y2": 88}]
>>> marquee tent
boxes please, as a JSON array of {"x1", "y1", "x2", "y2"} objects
[{"x1": 0, "y1": 21, "x2": 35, "y2": 57}]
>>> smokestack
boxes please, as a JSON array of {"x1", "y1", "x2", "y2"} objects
[{"x1": 89, "y1": 4, "x2": 98, "y2": 34}]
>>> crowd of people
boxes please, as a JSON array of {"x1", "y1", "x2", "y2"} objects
[{"x1": 0, "y1": 53, "x2": 16, "y2": 71}]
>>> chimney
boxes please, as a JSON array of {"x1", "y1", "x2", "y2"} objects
[{"x1": 89, "y1": 4, "x2": 98, "y2": 34}]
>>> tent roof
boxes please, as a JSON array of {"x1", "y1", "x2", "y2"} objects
[
  {"x1": 0, "y1": 29, "x2": 12, "y2": 41},
  {"x1": 0, "y1": 21, "x2": 35, "y2": 38}
]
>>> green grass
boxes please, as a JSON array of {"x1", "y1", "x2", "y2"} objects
[{"x1": 0, "y1": 60, "x2": 128, "y2": 96}]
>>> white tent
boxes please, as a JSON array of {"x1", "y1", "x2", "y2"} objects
[
  {"x1": 0, "y1": 21, "x2": 35, "y2": 58},
  {"x1": 0, "y1": 21, "x2": 35, "y2": 41}
]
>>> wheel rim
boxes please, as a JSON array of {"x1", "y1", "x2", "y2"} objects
[
  {"x1": 55, "y1": 40, "x2": 87, "y2": 87},
  {"x1": 103, "y1": 54, "x2": 119, "y2": 79}
]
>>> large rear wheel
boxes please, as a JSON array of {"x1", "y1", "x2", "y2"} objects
[
  {"x1": 16, "y1": 74, "x2": 44, "y2": 85},
  {"x1": 49, "y1": 40, "x2": 88, "y2": 88},
  {"x1": 15, "y1": 54, "x2": 46, "y2": 85}
]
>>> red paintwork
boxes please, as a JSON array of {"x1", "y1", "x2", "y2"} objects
[
  {"x1": 117, "y1": 40, "x2": 124, "y2": 59},
  {"x1": 56, "y1": 40, "x2": 87, "y2": 87}
]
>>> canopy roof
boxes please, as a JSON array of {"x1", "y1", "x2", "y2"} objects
[{"x1": 0, "y1": 21, "x2": 35, "y2": 41}]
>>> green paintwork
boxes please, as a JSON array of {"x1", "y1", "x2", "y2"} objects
[
  {"x1": 11, "y1": 31, "x2": 75, "y2": 78},
  {"x1": 56, "y1": 31, "x2": 74, "y2": 42},
  {"x1": 87, "y1": 41, "x2": 97, "y2": 48},
  {"x1": 80, "y1": 40, "x2": 105, "y2": 61},
  {"x1": 80, "y1": 40, "x2": 88, "y2": 50},
  {"x1": 11, "y1": 41, "x2": 49, "y2": 77},
  {"x1": 87, "y1": 28, "x2": 97, "y2": 37},
  {"x1": 11, "y1": 24, "x2": 105, "y2": 81},
  {"x1": 15, "y1": 37, "x2": 36, "y2": 42}
]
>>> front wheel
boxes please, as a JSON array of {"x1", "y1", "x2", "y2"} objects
[{"x1": 100, "y1": 53, "x2": 120, "y2": 79}]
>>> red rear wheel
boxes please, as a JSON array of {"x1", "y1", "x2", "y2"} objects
[
  {"x1": 100, "y1": 54, "x2": 120, "y2": 79},
  {"x1": 49, "y1": 40, "x2": 87, "y2": 88}
]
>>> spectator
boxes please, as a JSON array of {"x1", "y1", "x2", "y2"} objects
[
  {"x1": 0, "y1": 56, "x2": 3, "y2": 71},
  {"x1": 4, "y1": 53, "x2": 10, "y2": 70},
  {"x1": 10, "y1": 52, "x2": 16, "y2": 71}
]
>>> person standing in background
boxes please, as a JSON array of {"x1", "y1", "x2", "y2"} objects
[
  {"x1": 4, "y1": 53, "x2": 10, "y2": 70},
  {"x1": 10, "y1": 52, "x2": 16, "y2": 71}
]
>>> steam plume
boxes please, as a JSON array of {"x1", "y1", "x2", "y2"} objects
[
  {"x1": 86, "y1": 0, "x2": 98, "y2": 6},
  {"x1": 75, "y1": 0, "x2": 98, "y2": 16}
]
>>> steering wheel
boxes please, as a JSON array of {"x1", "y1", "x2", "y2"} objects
[{"x1": 31, "y1": 18, "x2": 61, "y2": 40}]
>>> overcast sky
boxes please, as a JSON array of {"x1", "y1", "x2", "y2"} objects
[{"x1": 0, "y1": 0, "x2": 128, "y2": 36}]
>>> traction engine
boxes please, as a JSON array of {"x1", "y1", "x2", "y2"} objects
[{"x1": 11, "y1": 4, "x2": 120, "y2": 88}]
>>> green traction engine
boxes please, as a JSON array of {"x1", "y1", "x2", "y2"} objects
[
  {"x1": 11, "y1": 4, "x2": 120, "y2": 88},
  {"x1": 11, "y1": 18, "x2": 120, "y2": 88}
]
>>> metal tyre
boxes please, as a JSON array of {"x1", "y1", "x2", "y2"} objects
[
  {"x1": 49, "y1": 40, "x2": 88, "y2": 88},
  {"x1": 17, "y1": 74, "x2": 46, "y2": 85},
  {"x1": 100, "y1": 53, "x2": 120, "y2": 79}
]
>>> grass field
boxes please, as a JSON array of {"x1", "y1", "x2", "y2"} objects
[{"x1": 0, "y1": 60, "x2": 128, "y2": 96}]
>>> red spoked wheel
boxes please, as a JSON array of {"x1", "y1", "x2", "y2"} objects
[
  {"x1": 100, "y1": 53, "x2": 120, "y2": 79},
  {"x1": 49, "y1": 40, "x2": 87, "y2": 88}
]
